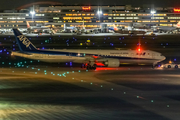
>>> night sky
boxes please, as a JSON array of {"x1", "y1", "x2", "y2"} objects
[{"x1": 2, "y1": 0, "x2": 180, "y2": 10}]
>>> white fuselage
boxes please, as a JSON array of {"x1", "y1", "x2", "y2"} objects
[{"x1": 12, "y1": 49, "x2": 166, "y2": 65}]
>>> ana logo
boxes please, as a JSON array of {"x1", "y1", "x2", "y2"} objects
[{"x1": 17, "y1": 35, "x2": 31, "y2": 48}]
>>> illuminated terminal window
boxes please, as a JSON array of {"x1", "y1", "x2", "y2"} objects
[
  {"x1": 76, "y1": 20, "x2": 91, "y2": 22},
  {"x1": 63, "y1": 17, "x2": 82, "y2": 20},
  {"x1": 154, "y1": 14, "x2": 166, "y2": 16},
  {"x1": 125, "y1": 20, "x2": 132, "y2": 22},
  {"x1": 82, "y1": 14, "x2": 86, "y2": 16},
  {"x1": 160, "y1": 20, "x2": 168, "y2": 22},
  {"x1": 168, "y1": 17, "x2": 180, "y2": 19},
  {"x1": 113, "y1": 17, "x2": 125, "y2": 19},
  {"x1": 87, "y1": 14, "x2": 90, "y2": 16},
  {"x1": 120, "y1": 14, "x2": 125, "y2": 16},
  {"x1": 8, "y1": 21, "x2": 16, "y2": 23},
  {"x1": 160, "y1": 24, "x2": 172, "y2": 26},
  {"x1": 91, "y1": 14, "x2": 94, "y2": 16},
  {"x1": 137, "y1": 20, "x2": 142, "y2": 22},
  {"x1": 138, "y1": 14, "x2": 151, "y2": 16},
  {"x1": 53, "y1": 17, "x2": 59, "y2": 19},
  {"x1": 120, "y1": 21, "x2": 124, "y2": 22},
  {"x1": 151, "y1": 20, "x2": 159, "y2": 22},
  {"x1": 142, "y1": 20, "x2": 150, "y2": 22},
  {"x1": 84, "y1": 17, "x2": 93, "y2": 19},
  {"x1": 108, "y1": 14, "x2": 112, "y2": 16},
  {"x1": 26, "y1": 14, "x2": 29, "y2": 16},
  {"x1": 0, "y1": 21, "x2": 6, "y2": 23},
  {"x1": 73, "y1": 14, "x2": 77, "y2": 16},
  {"x1": 170, "y1": 20, "x2": 177, "y2": 22},
  {"x1": 35, "y1": 14, "x2": 44, "y2": 16},
  {"x1": 103, "y1": 14, "x2": 108, "y2": 16},
  {"x1": 7, "y1": 17, "x2": 25, "y2": 19},
  {"x1": 35, "y1": 21, "x2": 48, "y2": 23},
  {"x1": 126, "y1": 14, "x2": 136, "y2": 16},
  {"x1": 134, "y1": 17, "x2": 139, "y2": 19},
  {"x1": 151, "y1": 17, "x2": 164, "y2": 19},
  {"x1": 108, "y1": 17, "x2": 112, "y2": 19},
  {"x1": 78, "y1": 14, "x2": 81, "y2": 16},
  {"x1": 17, "y1": 21, "x2": 23, "y2": 23},
  {"x1": 126, "y1": 17, "x2": 133, "y2": 19},
  {"x1": 66, "y1": 14, "x2": 72, "y2": 16},
  {"x1": 113, "y1": 14, "x2": 119, "y2": 16}
]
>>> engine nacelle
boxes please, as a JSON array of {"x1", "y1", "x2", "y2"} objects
[{"x1": 104, "y1": 59, "x2": 120, "y2": 67}]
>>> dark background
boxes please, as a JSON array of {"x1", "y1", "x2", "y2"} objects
[{"x1": 2, "y1": 0, "x2": 180, "y2": 10}]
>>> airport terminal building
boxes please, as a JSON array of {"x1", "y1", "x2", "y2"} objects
[{"x1": 0, "y1": 4, "x2": 180, "y2": 32}]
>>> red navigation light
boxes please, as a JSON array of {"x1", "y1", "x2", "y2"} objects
[
  {"x1": 82, "y1": 7, "x2": 91, "y2": 10},
  {"x1": 138, "y1": 48, "x2": 141, "y2": 52},
  {"x1": 174, "y1": 8, "x2": 180, "y2": 12}
]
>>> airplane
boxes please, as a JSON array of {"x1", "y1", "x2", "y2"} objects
[
  {"x1": 152, "y1": 21, "x2": 180, "y2": 32},
  {"x1": 26, "y1": 21, "x2": 55, "y2": 35},
  {"x1": 12, "y1": 29, "x2": 166, "y2": 70}
]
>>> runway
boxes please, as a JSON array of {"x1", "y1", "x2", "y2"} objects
[
  {"x1": 0, "y1": 32, "x2": 180, "y2": 119},
  {"x1": 0, "y1": 64, "x2": 179, "y2": 119}
]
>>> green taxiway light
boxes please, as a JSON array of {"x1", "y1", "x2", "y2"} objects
[
  {"x1": 90, "y1": 83, "x2": 93, "y2": 85},
  {"x1": 72, "y1": 71, "x2": 74, "y2": 73},
  {"x1": 101, "y1": 85, "x2": 103, "y2": 87},
  {"x1": 81, "y1": 80, "x2": 83, "y2": 82},
  {"x1": 67, "y1": 72, "x2": 69, "y2": 74},
  {"x1": 51, "y1": 72, "x2": 53, "y2": 74},
  {"x1": 79, "y1": 70, "x2": 81, "y2": 72},
  {"x1": 44, "y1": 70, "x2": 46, "y2": 72},
  {"x1": 86, "y1": 70, "x2": 88, "y2": 72},
  {"x1": 45, "y1": 73, "x2": 47, "y2": 75},
  {"x1": 30, "y1": 61, "x2": 33, "y2": 63},
  {"x1": 2, "y1": 62, "x2": 4, "y2": 64},
  {"x1": 72, "y1": 78, "x2": 74, "y2": 79},
  {"x1": 111, "y1": 88, "x2": 114, "y2": 90},
  {"x1": 38, "y1": 69, "x2": 40, "y2": 71},
  {"x1": 35, "y1": 72, "x2": 37, "y2": 74},
  {"x1": 53, "y1": 74, "x2": 55, "y2": 75},
  {"x1": 32, "y1": 67, "x2": 34, "y2": 69},
  {"x1": 151, "y1": 100, "x2": 154, "y2": 103}
]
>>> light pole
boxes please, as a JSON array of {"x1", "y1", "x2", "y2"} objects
[{"x1": 97, "y1": 8, "x2": 103, "y2": 32}]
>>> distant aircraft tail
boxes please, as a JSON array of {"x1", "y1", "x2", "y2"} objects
[
  {"x1": 177, "y1": 21, "x2": 180, "y2": 28},
  {"x1": 12, "y1": 29, "x2": 37, "y2": 52},
  {"x1": 26, "y1": 21, "x2": 30, "y2": 28}
]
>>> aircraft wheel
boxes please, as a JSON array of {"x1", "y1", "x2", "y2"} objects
[
  {"x1": 175, "y1": 65, "x2": 178, "y2": 69},
  {"x1": 168, "y1": 65, "x2": 171, "y2": 68}
]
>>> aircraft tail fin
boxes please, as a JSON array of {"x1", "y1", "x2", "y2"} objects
[
  {"x1": 26, "y1": 21, "x2": 30, "y2": 28},
  {"x1": 12, "y1": 29, "x2": 37, "y2": 52},
  {"x1": 177, "y1": 21, "x2": 180, "y2": 28}
]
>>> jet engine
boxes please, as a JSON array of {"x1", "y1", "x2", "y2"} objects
[{"x1": 104, "y1": 59, "x2": 120, "y2": 67}]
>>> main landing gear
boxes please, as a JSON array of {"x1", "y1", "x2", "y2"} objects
[{"x1": 81, "y1": 63, "x2": 97, "y2": 70}]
